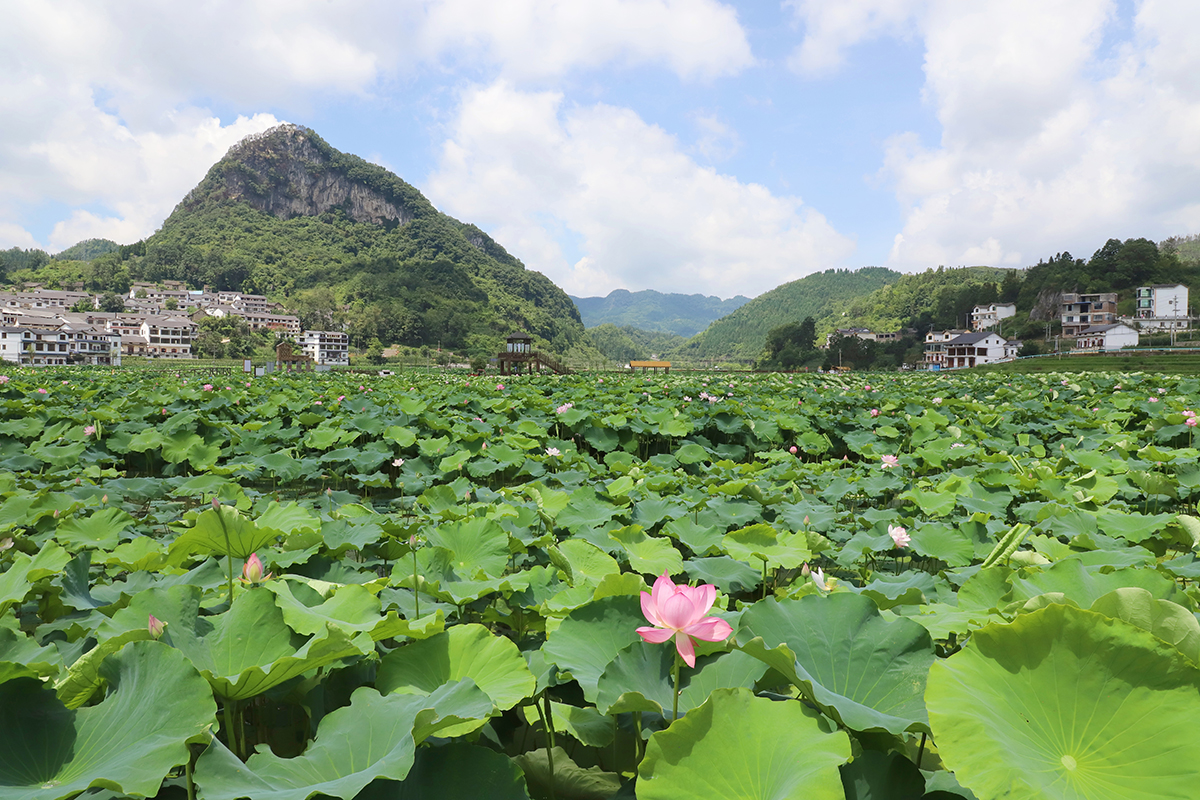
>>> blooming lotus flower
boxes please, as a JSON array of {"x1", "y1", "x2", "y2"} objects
[
  {"x1": 0, "y1": 376, "x2": 8, "y2": 384},
  {"x1": 393, "y1": 458, "x2": 405, "y2": 467},
  {"x1": 241, "y1": 553, "x2": 272, "y2": 585},
  {"x1": 1187, "y1": 417, "x2": 1198, "y2": 428},
  {"x1": 870, "y1": 408, "x2": 879, "y2": 417},
  {"x1": 546, "y1": 447, "x2": 561, "y2": 457},
  {"x1": 37, "y1": 388, "x2": 47, "y2": 394},
  {"x1": 496, "y1": 383, "x2": 505, "y2": 390},
  {"x1": 888, "y1": 524, "x2": 910, "y2": 548},
  {"x1": 203, "y1": 384, "x2": 213, "y2": 391},
  {"x1": 810, "y1": 566, "x2": 832, "y2": 593},
  {"x1": 932, "y1": 397, "x2": 942, "y2": 405},
  {"x1": 881, "y1": 454, "x2": 899, "y2": 469},
  {"x1": 148, "y1": 614, "x2": 166, "y2": 639},
  {"x1": 84, "y1": 424, "x2": 96, "y2": 436},
  {"x1": 637, "y1": 572, "x2": 732, "y2": 667},
  {"x1": 789, "y1": 445, "x2": 798, "y2": 454}
]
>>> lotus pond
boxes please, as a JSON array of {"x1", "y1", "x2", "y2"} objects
[{"x1": 2, "y1": 368, "x2": 1200, "y2": 800}]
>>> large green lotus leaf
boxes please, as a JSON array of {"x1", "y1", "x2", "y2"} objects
[
  {"x1": 355, "y1": 742, "x2": 532, "y2": 800},
  {"x1": 927, "y1": 603, "x2": 1200, "y2": 800},
  {"x1": 722, "y1": 523, "x2": 810, "y2": 569},
  {"x1": 194, "y1": 681, "x2": 492, "y2": 800},
  {"x1": 54, "y1": 628, "x2": 155, "y2": 708},
  {"x1": 377, "y1": 623, "x2": 535, "y2": 734},
  {"x1": 100, "y1": 585, "x2": 360, "y2": 699},
  {"x1": 54, "y1": 507, "x2": 137, "y2": 551},
  {"x1": 910, "y1": 522, "x2": 973, "y2": 567},
  {"x1": 515, "y1": 746, "x2": 621, "y2": 800},
  {"x1": 0, "y1": 642, "x2": 215, "y2": 800},
  {"x1": 738, "y1": 594, "x2": 935, "y2": 735},
  {"x1": 427, "y1": 517, "x2": 510, "y2": 578},
  {"x1": 0, "y1": 542, "x2": 69, "y2": 614},
  {"x1": 0, "y1": 621, "x2": 62, "y2": 682},
  {"x1": 255, "y1": 501, "x2": 321, "y2": 537},
  {"x1": 1088, "y1": 587, "x2": 1200, "y2": 664},
  {"x1": 608, "y1": 525, "x2": 683, "y2": 576},
  {"x1": 169, "y1": 505, "x2": 278, "y2": 561},
  {"x1": 265, "y1": 579, "x2": 437, "y2": 644},
  {"x1": 637, "y1": 688, "x2": 851, "y2": 800},
  {"x1": 549, "y1": 539, "x2": 621, "y2": 587},
  {"x1": 1008, "y1": 558, "x2": 1181, "y2": 608},
  {"x1": 542, "y1": 596, "x2": 644, "y2": 703},
  {"x1": 595, "y1": 643, "x2": 766, "y2": 717}
]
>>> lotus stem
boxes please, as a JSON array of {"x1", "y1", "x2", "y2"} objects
[
  {"x1": 917, "y1": 732, "x2": 927, "y2": 769},
  {"x1": 185, "y1": 745, "x2": 195, "y2": 800},
  {"x1": 672, "y1": 651, "x2": 681, "y2": 723},
  {"x1": 539, "y1": 693, "x2": 557, "y2": 800},
  {"x1": 412, "y1": 548, "x2": 420, "y2": 619},
  {"x1": 214, "y1": 499, "x2": 235, "y2": 605}
]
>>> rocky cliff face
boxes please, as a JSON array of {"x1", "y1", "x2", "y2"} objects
[{"x1": 179, "y1": 124, "x2": 418, "y2": 226}]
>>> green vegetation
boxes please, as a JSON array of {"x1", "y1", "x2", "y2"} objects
[
  {"x1": 53, "y1": 238, "x2": 120, "y2": 261},
  {"x1": 1, "y1": 368, "x2": 1199, "y2": 799},
  {"x1": 676, "y1": 267, "x2": 901, "y2": 361},
  {"x1": 571, "y1": 289, "x2": 750, "y2": 337},
  {"x1": 1163, "y1": 234, "x2": 1200, "y2": 266},
  {"x1": 587, "y1": 323, "x2": 687, "y2": 363}
]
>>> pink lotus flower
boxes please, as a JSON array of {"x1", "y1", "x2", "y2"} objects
[
  {"x1": 0, "y1": 376, "x2": 8, "y2": 384},
  {"x1": 240, "y1": 553, "x2": 272, "y2": 585},
  {"x1": 1149, "y1": 397, "x2": 1159, "y2": 403},
  {"x1": 637, "y1": 572, "x2": 732, "y2": 667},
  {"x1": 888, "y1": 524, "x2": 910, "y2": 548},
  {"x1": 496, "y1": 383, "x2": 505, "y2": 390},
  {"x1": 881, "y1": 454, "x2": 899, "y2": 469},
  {"x1": 37, "y1": 388, "x2": 47, "y2": 394},
  {"x1": 870, "y1": 408, "x2": 879, "y2": 417},
  {"x1": 84, "y1": 425, "x2": 96, "y2": 436},
  {"x1": 1187, "y1": 417, "x2": 1198, "y2": 428},
  {"x1": 932, "y1": 397, "x2": 942, "y2": 405},
  {"x1": 203, "y1": 384, "x2": 213, "y2": 391},
  {"x1": 789, "y1": 445, "x2": 798, "y2": 454}
]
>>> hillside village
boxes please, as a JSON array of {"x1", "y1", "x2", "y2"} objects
[
  {"x1": 827, "y1": 283, "x2": 1192, "y2": 370},
  {"x1": 0, "y1": 280, "x2": 348, "y2": 367}
]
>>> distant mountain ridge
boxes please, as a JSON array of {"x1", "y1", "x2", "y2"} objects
[{"x1": 570, "y1": 289, "x2": 750, "y2": 337}]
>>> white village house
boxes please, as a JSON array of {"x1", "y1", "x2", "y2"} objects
[
  {"x1": 1076, "y1": 323, "x2": 1139, "y2": 351},
  {"x1": 942, "y1": 331, "x2": 1012, "y2": 369},
  {"x1": 970, "y1": 302, "x2": 1016, "y2": 331},
  {"x1": 1133, "y1": 284, "x2": 1190, "y2": 330}
]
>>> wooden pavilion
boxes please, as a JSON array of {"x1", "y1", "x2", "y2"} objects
[{"x1": 496, "y1": 331, "x2": 568, "y2": 375}]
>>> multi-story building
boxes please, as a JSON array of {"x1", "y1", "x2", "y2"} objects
[
  {"x1": 0, "y1": 326, "x2": 72, "y2": 365},
  {"x1": 129, "y1": 281, "x2": 191, "y2": 306},
  {"x1": 970, "y1": 302, "x2": 1016, "y2": 331},
  {"x1": 942, "y1": 331, "x2": 1011, "y2": 369},
  {"x1": 1061, "y1": 292, "x2": 1118, "y2": 337},
  {"x1": 1133, "y1": 284, "x2": 1190, "y2": 330},
  {"x1": 923, "y1": 330, "x2": 968, "y2": 368},
  {"x1": 297, "y1": 330, "x2": 349, "y2": 366},
  {"x1": 139, "y1": 315, "x2": 196, "y2": 358}
]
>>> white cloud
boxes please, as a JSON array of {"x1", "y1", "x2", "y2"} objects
[
  {"x1": 426, "y1": 81, "x2": 855, "y2": 297},
  {"x1": 792, "y1": 0, "x2": 1200, "y2": 268},
  {"x1": 0, "y1": 0, "x2": 753, "y2": 252},
  {"x1": 784, "y1": 0, "x2": 922, "y2": 76}
]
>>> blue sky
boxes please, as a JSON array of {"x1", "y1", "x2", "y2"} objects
[{"x1": 2, "y1": 1, "x2": 1197, "y2": 299}]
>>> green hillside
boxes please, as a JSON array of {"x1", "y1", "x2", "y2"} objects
[
  {"x1": 673, "y1": 267, "x2": 902, "y2": 361},
  {"x1": 570, "y1": 289, "x2": 750, "y2": 337},
  {"x1": 33, "y1": 125, "x2": 589, "y2": 359},
  {"x1": 587, "y1": 324, "x2": 687, "y2": 363},
  {"x1": 53, "y1": 238, "x2": 120, "y2": 261}
]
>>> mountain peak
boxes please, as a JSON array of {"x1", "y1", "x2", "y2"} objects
[{"x1": 173, "y1": 124, "x2": 432, "y2": 227}]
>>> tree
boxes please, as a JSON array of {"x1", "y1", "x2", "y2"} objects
[
  {"x1": 70, "y1": 298, "x2": 94, "y2": 313},
  {"x1": 165, "y1": 297, "x2": 178, "y2": 310},
  {"x1": 98, "y1": 292, "x2": 126, "y2": 313},
  {"x1": 758, "y1": 317, "x2": 818, "y2": 370}
]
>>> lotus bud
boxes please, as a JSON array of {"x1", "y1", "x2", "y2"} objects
[
  {"x1": 101, "y1": 494, "x2": 108, "y2": 504},
  {"x1": 800, "y1": 563, "x2": 811, "y2": 577},
  {"x1": 148, "y1": 614, "x2": 166, "y2": 639},
  {"x1": 241, "y1": 553, "x2": 271, "y2": 585},
  {"x1": 212, "y1": 496, "x2": 220, "y2": 510},
  {"x1": 0, "y1": 537, "x2": 12, "y2": 552}
]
